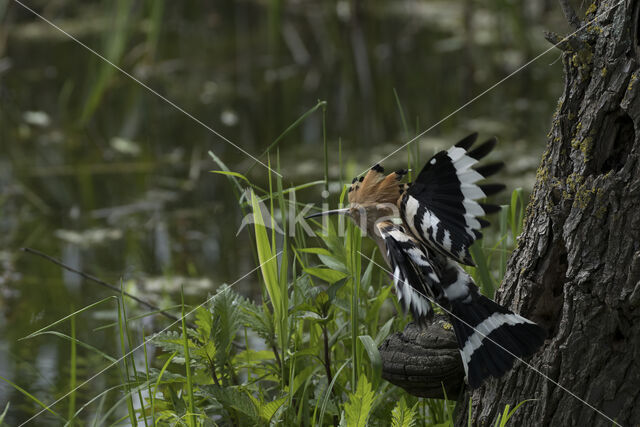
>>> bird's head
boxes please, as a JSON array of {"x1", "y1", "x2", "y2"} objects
[{"x1": 306, "y1": 165, "x2": 409, "y2": 237}]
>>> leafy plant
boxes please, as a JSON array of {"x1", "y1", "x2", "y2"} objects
[
  {"x1": 391, "y1": 397, "x2": 417, "y2": 427},
  {"x1": 4, "y1": 102, "x2": 531, "y2": 425}
]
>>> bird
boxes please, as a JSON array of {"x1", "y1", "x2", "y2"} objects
[{"x1": 306, "y1": 133, "x2": 546, "y2": 388}]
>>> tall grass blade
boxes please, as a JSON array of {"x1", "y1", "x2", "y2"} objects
[
  {"x1": 145, "y1": 0, "x2": 164, "y2": 59},
  {"x1": 0, "y1": 402, "x2": 9, "y2": 424},
  {"x1": 322, "y1": 100, "x2": 329, "y2": 191},
  {"x1": 80, "y1": 0, "x2": 132, "y2": 123},
  {"x1": 68, "y1": 311, "x2": 76, "y2": 425},
  {"x1": 250, "y1": 190, "x2": 285, "y2": 375},
  {"x1": 151, "y1": 352, "x2": 178, "y2": 423},
  {"x1": 358, "y1": 335, "x2": 382, "y2": 389},
  {"x1": 26, "y1": 331, "x2": 117, "y2": 363},
  {"x1": 142, "y1": 329, "x2": 153, "y2": 425},
  {"x1": 499, "y1": 205, "x2": 509, "y2": 280},
  {"x1": 495, "y1": 399, "x2": 534, "y2": 427},
  {"x1": 118, "y1": 285, "x2": 149, "y2": 427},
  {"x1": 181, "y1": 289, "x2": 196, "y2": 427},
  {"x1": 116, "y1": 298, "x2": 137, "y2": 426},
  {"x1": 208, "y1": 151, "x2": 245, "y2": 195},
  {"x1": 0, "y1": 376, "x2": 66, "y2": 423},
  {"x1": 509, "y1": 188, "x2": 524, "y2": 241},
  {"x1": 69, "y1": 383, "x2": 130, "y2": 425},
  {"x1": 316, "y1": 359, "x2": 349, "y2": 426},
  {"x1": 470, "y1": 244, "x2": 495, "y2": 298},
  {"x1": 246, "y1": 100, "x2": 327, "y2": 174},
  {"x1": 346, "y1": 222, "x2": 362, "y2": 388},
  {"x1": 20, "y1": 296, "x2": 117, "y2": 340},
  {"x1": 393, "y1": 88, "x2": 411, "y2": 179}
]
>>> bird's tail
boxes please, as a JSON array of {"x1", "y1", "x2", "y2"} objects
[{"x1": 448, "y1": 293, "x2": 546, "y2": 388}]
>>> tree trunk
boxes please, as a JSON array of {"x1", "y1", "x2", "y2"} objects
[
  {"x1": 380, "y1": 1, "x2": 640, "y2": 425},
  {"x1": 463, "y1": 1, "x2": 640, "y2": 425}
]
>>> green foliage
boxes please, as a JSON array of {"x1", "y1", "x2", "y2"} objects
[
  {"x1": 6, "y1": 101, "x2": 530, "y2": 424},
  {"x1": 134, "y1": 164, "x2": 530, "y2": 425},
  {"x1": 0, "y1": 402, "x2": 9, "y2": 425},
  {"x1": 493, "y1": 400, "x2": 534, "y2": 427},
  {"x1": 343, "y1": 376, "x2": 376, "y2": 426},
  {"x1": 391, "y1": 397, "x2": 417, "y2": 427}
]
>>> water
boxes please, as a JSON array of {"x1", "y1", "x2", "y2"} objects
[{"x1": 0, "y1": 0, "x2": 567, "y2": 423}]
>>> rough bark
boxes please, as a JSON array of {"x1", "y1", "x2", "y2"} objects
[
  {"x1": 464, "y1": 1, "x2": 640, "y2": 425},
  {"x1": 380, "y1": 316, "x2": 464, "y2": 399},
  {"x1": 381, "y1": 1, "x2": 640, "y2": 425}
]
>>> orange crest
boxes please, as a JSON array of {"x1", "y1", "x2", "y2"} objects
[{"x1": 347, "y1": 165, "x2": 409, "y2": 207}]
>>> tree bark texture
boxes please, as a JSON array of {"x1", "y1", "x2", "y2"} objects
[
  {"x1": 464, "y1": 1, "x2": 640, "y2": 425},
  {"x1": 379, "y1": 316, "x2": 464, "y2": 399},
  {"x1": 380, "y1": 1, "x2": 640, "y2": 425}
]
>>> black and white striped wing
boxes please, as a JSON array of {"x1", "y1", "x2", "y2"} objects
[
  {"x1": 399, "y1": 133, "x2": 504, "y2": 266},
  {"x1": 376, "y1": 221, "x2": 441, "y2": 321},
  {"x1": 435, "y1": 259, "x2": 546, "y2": 388}
]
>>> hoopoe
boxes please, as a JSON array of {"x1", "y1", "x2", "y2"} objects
[{"x1": 307, "y1": 133, "x2": 545, "y2": 388}]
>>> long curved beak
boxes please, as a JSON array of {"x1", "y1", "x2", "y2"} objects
[{"x1": 304, "y1": 208, "x2": 349, "y2": 219}]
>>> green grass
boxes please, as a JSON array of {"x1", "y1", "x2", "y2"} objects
[
  {"x1": 5, "y1": 104, "x2": 531, "y2": 426},
  {"x1": 68, "y1": 307, "x2": 76, "y2": 425}
]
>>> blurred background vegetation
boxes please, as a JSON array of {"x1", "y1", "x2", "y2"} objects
[{"x1": 0, "y1": 0, "x2": 573, "y2": 424}]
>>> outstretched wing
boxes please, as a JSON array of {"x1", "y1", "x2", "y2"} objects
[
  {"x1": 376, "y1": 221, "x2": 442, "y2": 321},
  {"x1": 399, "y1": 133, "x2": 504, "y2": 266}
]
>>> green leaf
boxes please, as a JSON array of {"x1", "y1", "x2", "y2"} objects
[
  {"x1": 0, "y1": 376, "x2": 66, "y2": 423},
  {"x1": 374, "y1": 317, "x2": 395, "y2": 346},
  {"x1": 22, "y1": 331, "x2": 117, "y2": 363},
  {"x1": 327, "y1": 279, "x2": 347, "y2": 301},
  {"x1": 361, "y1": 251, "x2": 376, "y2": 288},
  {"x1": 0, "y1": 402, "x2": 9, "y2": 424},
  {"x1": 297, "y1": 310, "x2": 324, "y2": 321},
  {"x1": 210, "y1": 170, "x2": 252, "y2": 185},
  {"x1": 470, "y1": 243, "x2": 495, "y2": 298},
  {"x1": 232, "y1": 349, "x2": 274, "y2": 365},
  {"x1": 210, "y1": 285, "x2": 243, "y2": 370},
  {"x1": 180, "y1": 290, "x2": 196, "y2": 427},
  {"x1": 298, "y1": 247, "x2": 333, "y2": 256},
  {"x1": 509, "y1": 187, "x2": 524, "y2": 241},
  {"x1": 258, "y1": 396, "x2": 288, "y2": 422},
  {"x1": 20, "y1": 296, "x2": 117, "y2": 341},
  {"x1": 208, "y1": 151, "x2": 250, "y2": 195},
  {"x1": 317, "y1": 253, "x2": 348, "y2": 273},
  {"x1": 344, "y1": 376, "x2": 375, "y2": 427},
  {"x1": 366, "y1": 285, "x2": 393, "y2": 328},
  {"x1": 317, "y1": 360, "x2": 350, "y2": 426},
  {"x1": 240, "y1": 301, "x2": 276, "y2": 345},
  {"x1": 391, "y1": 397, "x2": 417, "y2": 427},
  {"x1": 256, "y1": 100, "x2": 326, "y2": 159},
  {"x1": 358, "y1": 335, "x2": 382, "y2": 389},
  {"x1": 495, "y1": 399, "x2": 534, "y2": 427},
  {"x1": 151, "y1": 351, "x2": 177, "y2": 422},
  {"x1": 194, "y1": 306, "x2": 212, "y2": 344},
  {"x1": 304, "y1": 267, "x2": 348, "y2": 284},
  {"x1": 289, "y1": 365, "x2": 317, "y2": 397},
  {"x1": 250, "y1": 191, "x2": 281, "y2": 315},
  {"x1": 203, "y1": 385, "x2": 259, "y2": 422},
  {"x1": 299, "y1": 246, "x2": 347, "y2": 272}
]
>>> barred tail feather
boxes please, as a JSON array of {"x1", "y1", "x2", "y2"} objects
[{"x1": 449, "y1": 294, "x2": 546, "y2": 389}]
